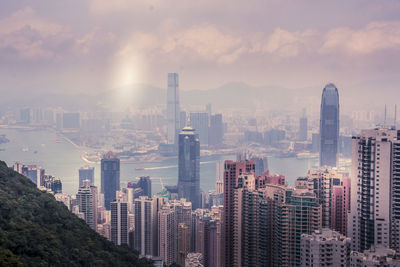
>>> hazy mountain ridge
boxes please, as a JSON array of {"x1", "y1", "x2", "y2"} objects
[{"x1": 0, "y1": 80, "x2": 398, "y2": 113}]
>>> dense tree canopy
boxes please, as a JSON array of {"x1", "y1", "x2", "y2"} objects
[{"x1": 0, "y1": 161, "x2": 153, "y2": 267}]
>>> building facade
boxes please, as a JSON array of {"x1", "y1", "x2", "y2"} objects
[
  {"x1": 167, "y1": 73, "x2": 180, "y2": 145},
  {"x1": 178, "y1": 127, "x2": 201, "y2": 209},
  {"x1": 320, "y1": 83, "x2": 339, "y2": 167},
  {"x1": 101, "y1": 152, "x2": 120, "y2": 210}
]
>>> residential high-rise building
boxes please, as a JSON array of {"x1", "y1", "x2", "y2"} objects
[
  {"x1": 167, "y1": 73, "x2": 180, "y2": 145},
  {"x1": 134, "y1": 196, "x2": 154, "y2": 256},
  {"x1": 110, "y1": 200, "x2": 128, "y2": 246},
  {"x1": 350, "y1": 245, "x2": 400, "y2": 266},
  {"x1": 178, "y1": 127, "x2": 201, "y2": 209},
  {"x1": 348, "y1": 128, "x2": 400, "y2": 252},
  {"x1": 178, "y1": 223, "x2": 190, "y2": 267},
  {"x1": 101, "y1": 152, "x2": 120, "y2": 210},
  {"x1": 152, "y1": 196, "x2": 168, "y2": 257},
  {"x1": 273, "y1": 188, "x2": 322, "y2": 266},
  {"x1": 190, "y1": 112, "x2": 209, "y2": 146},
  {"x1": 331, "y1": 177, "x2": 350, "y2": 236},
  {"x1": 306, "y1": 167, "x2": 343, "y2": 228},
  {"x1": 301, "y1": 228, "x2": 351, "y2": 267},
  {"x1": 76, "y1": 186, "x2": 96, "y2": 230},
  {"x1": 209, "y1": 114, "x2": 223, "y2": 148},
  {"x1": 223, "y1": 160, "x2": 255, "y2": 267},
  {"x1": 158, "y1": 204, "x2": 178, "y2": 266},
  {"x1": 79, "y1": 166, "x2": 94, "y2": 187},
  {"x1": 320, "y1": 83, "x2": 339, "y2": 167}
]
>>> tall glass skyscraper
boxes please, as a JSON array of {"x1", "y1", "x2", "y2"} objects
[
  {"x1": 167, "y1": 73, "x2": 180, "y2": 145},
  {"x1": 177, "y1": 126, "x2": 200, "y2": 209},
  {"x1": 101, "y1": 151, "x2": 120, "y2": 210},
  {"x1": 320, "y1": 83, "x2": 339, "y2": 167}
]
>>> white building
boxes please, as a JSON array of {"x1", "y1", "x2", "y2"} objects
[
  {"x1": 348, "y1": 128, "x2": 400, "y2": 252},
  {"x1": 350, "y1": 245, "x2": 400, "y2": 266},
  {"x1": 110, "y1": 200, "x2": 128, "y2": 246},
  {"x1": 301, "y1": 228, "x2": 351, "y2": 266}
]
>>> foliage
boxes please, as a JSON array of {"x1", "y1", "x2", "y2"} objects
[{"x1": 0, "y1": 161, "x2": 153, "y2": 267}]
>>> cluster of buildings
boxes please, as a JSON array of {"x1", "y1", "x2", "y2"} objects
[
  {"x1": 12, "y1": 81, "x2": 400, "y2": 267},
  {"x1": 13, "y1": 162, "x2": 62, "y2": 193}
]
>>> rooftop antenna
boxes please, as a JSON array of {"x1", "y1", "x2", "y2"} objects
[
  {"x1": 384, "y1": 104, "x2": 387, "y2": 128},
  {"x1": 395, "y1": 104, "x2": 397, "y2": 129}
]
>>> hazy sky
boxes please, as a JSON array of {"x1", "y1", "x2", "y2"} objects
[{"x1": 0, "y1": 0, "x2": 400, "y2": 93}]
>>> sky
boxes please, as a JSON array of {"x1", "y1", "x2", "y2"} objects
[{"x1": 0, "y1": 0, "x2": 400, "y2": 94}]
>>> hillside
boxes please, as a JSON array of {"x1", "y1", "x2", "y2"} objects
[{"x1": 0, "y1": 160, "x2": 153, "y2": 267}]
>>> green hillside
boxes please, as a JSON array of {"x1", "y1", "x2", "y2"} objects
[{"x1": 0, "y1": 160, "x2": 153, "y2": 267}]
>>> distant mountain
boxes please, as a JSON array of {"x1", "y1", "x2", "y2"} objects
[
  {"x1": 0, "y1": 160, "x2": 153, "y2": 267},
  {"x1": 1, "y1": 79, "x2": 398, "y2": 113}
]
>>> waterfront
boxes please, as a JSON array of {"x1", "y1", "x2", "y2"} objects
[{"x1": 0, "y1": 128, "x2": 318, "y2": 195}]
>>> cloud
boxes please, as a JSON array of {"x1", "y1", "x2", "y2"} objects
[
  {"x1": 320, "y1": 21, "x2": 400, "y2": 55},
  {"x1": 0, "y1": 7, "x2": 71, "y2": 61}
]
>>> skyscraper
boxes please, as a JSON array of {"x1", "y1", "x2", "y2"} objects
[
  {"x1": 76, "y1": 186, "x2": 95, "y2": 230},
  {"x1": 299, "y1": 116, "x2": 308, "y2": 141},
  {"x1": 158, "y1": 204, "x2": 177, "y2": 265},
  {"x1": 348, "y1": 128, "x2": 400, "y2": 252},
  {"x1": 177, "y1": 127, "x2": 200, "y2": 209},
  {"x1": 101, "y1": 152, "x2": 120, "y2": 210},
  {"x1": 320, "y1": 83, "x2": 339, "y2": 167},
  {"x1": 134, "y1": 196, "x2": 154, "y2": 256},
  {"x1": 223, "y1": 160, "x2": 255, "y2": 267},
  {"x1": 79, "y1": 166, "x2": 94, "y2": 187},
  {"x1": 110, "y1": 200, "x2": 128, "y2": 246},
  {"x1": 190, "y1": 112, "x2": 209, "y2": 146},
  {"x1": 167, "y1": 73, "x2": 180, "y2": 145},
  {"x1": 209, "y1": 114, "x2": 224, "y2": 148}
]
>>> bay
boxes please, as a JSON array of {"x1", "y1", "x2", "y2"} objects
[{"x1": 0, "y1": 128, "x2": 317, "y2": 196}]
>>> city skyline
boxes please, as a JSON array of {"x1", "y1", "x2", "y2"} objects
[{"x1": 2, "y1": 1, "x2": 400, "y2": 266}]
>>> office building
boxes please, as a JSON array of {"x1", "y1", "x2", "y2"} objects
[
  {"x1": 167, "y1": 73, "x2": 180, "y2": 145},
  {"x1": 299, "y1": 116, "x2": 308, "y2": 141},
  {"x1": 43, "y1": 175, "x2": 62, "y2": 193},
  {"x1": 62, "y1": 112, "x2": 80, "y2": 129},
  {"x1": 79, "y1": 166, "x2": 94, "y2": 187},
  {"x1": 128, "y1": 176, "x2": 152, "y2": 198},
  {"x1": 101, "y1": 152, "x2": 120, "y2": 210},
  {"x1": 20, "y1": 107, "x2": 30, "y2": 125},
  {"x1": 134, "y1": 196, "x2": 154, "y2": 256},
  {"x1": 209, "y1": 114, "x2": 223, "y2": 147},
  {"x1": 320, "y1": 83, "x2": 339, "y2": 167},
  {"x1": 178, "y1": 127, "x2": 201, "y2": 209},
  {"x1": 301, "y1": 229, "x2": 351, "y2": 267},
  {"x1": 348, "y1": 128, "x2": 400, "y2": 252},
  {"x1": 190, "y1": 112, "x2": 209, "y2": 146},
  {"x1": 110, "y1": 200, "x2": 129, "y2": 246},
  {"x1": 251, "y1": 156, "x2": 269, "y2": 176},
  {"x1": 180, "y1": 111, "x2": 187, "y2": 130}
]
